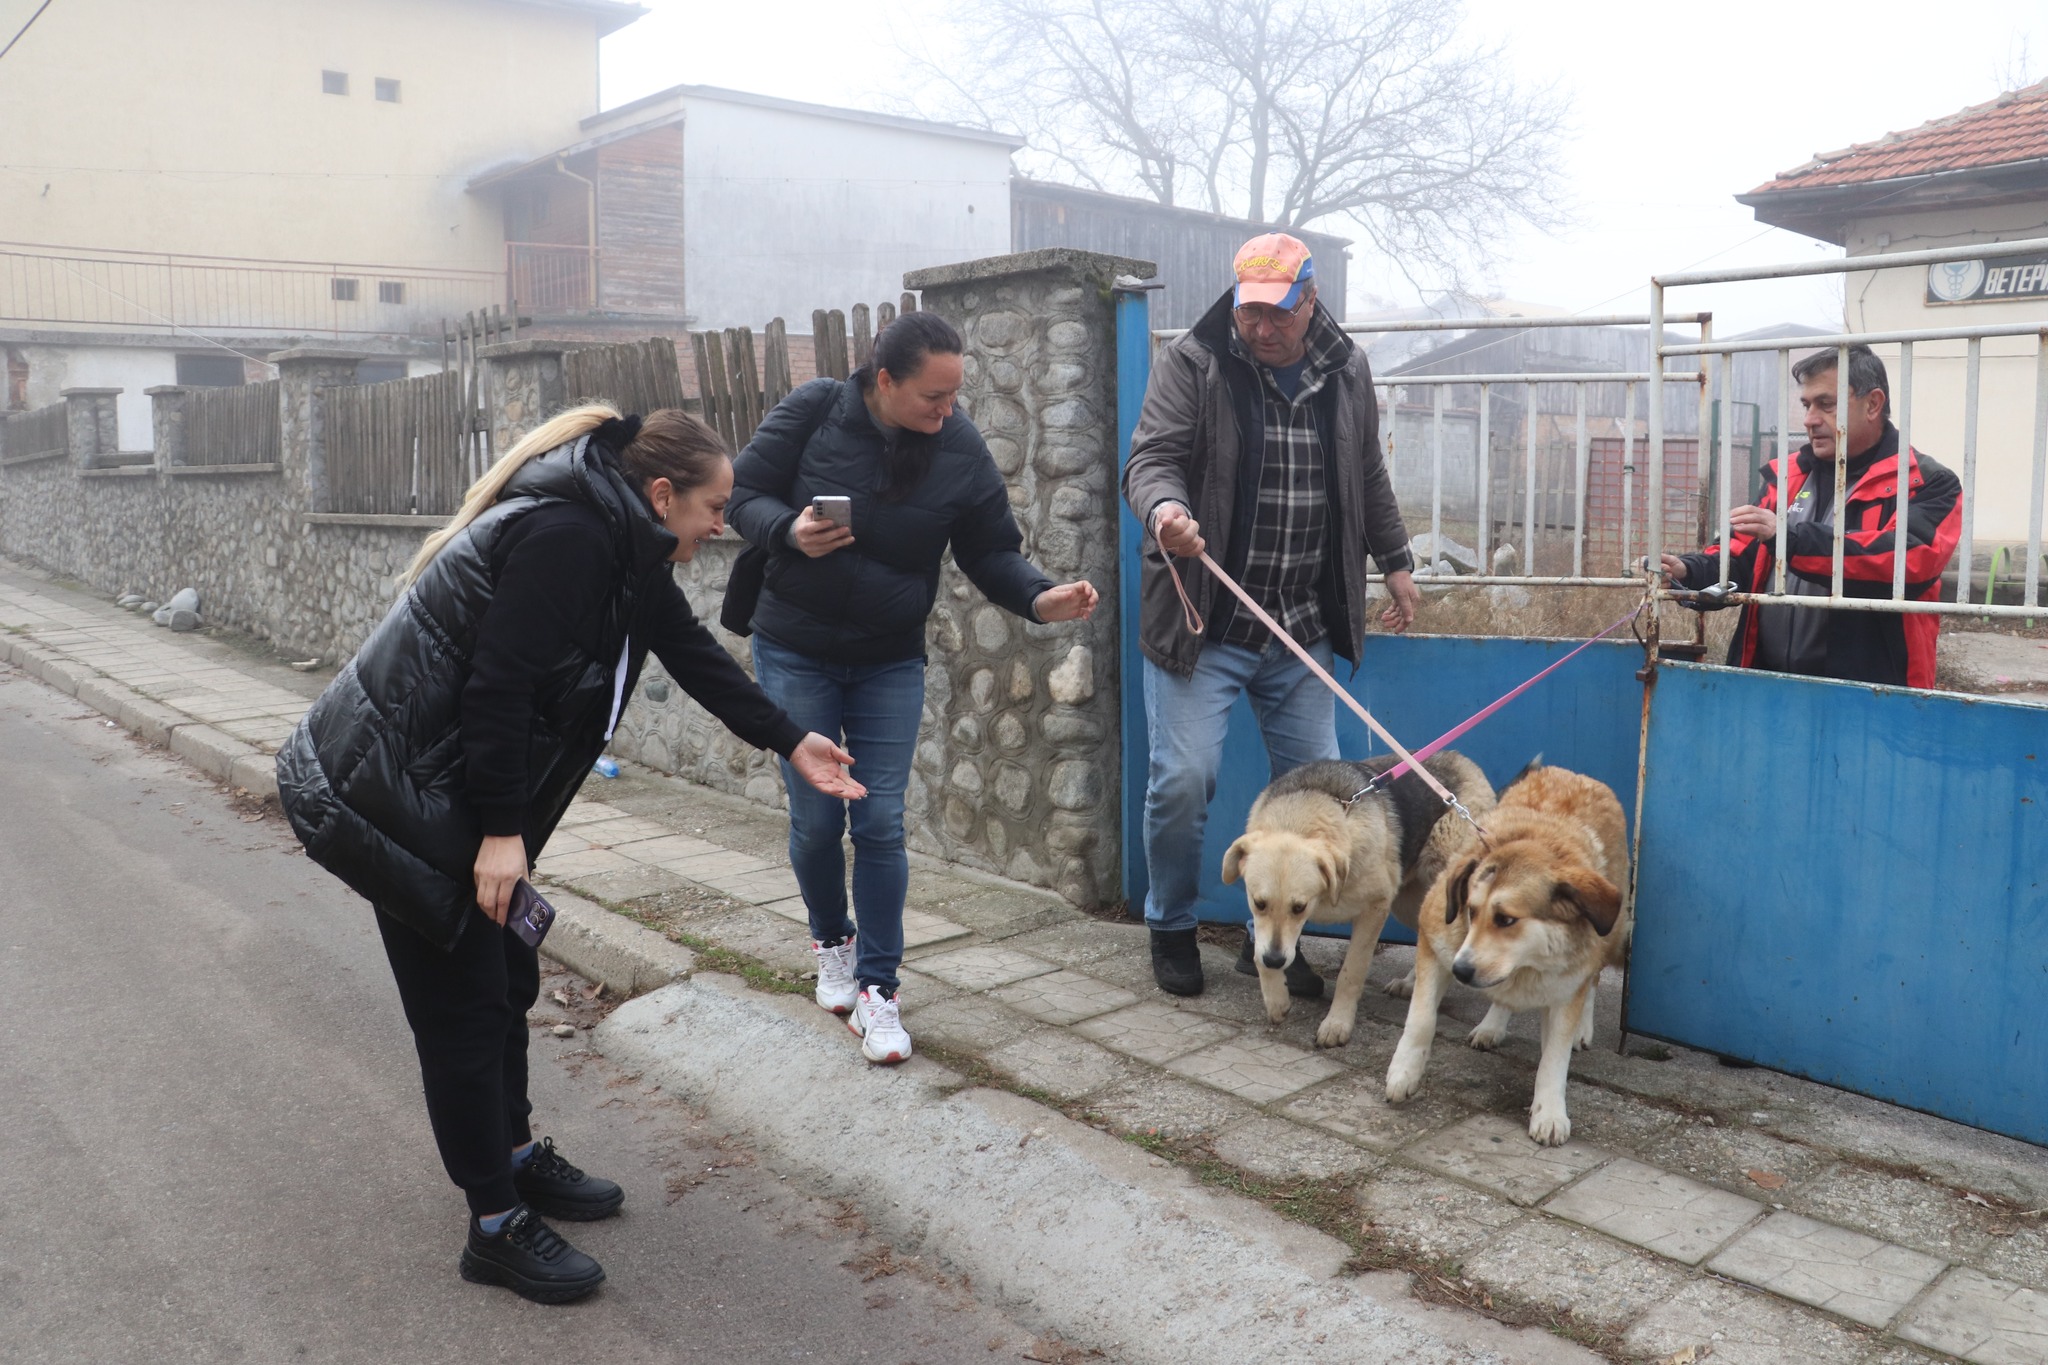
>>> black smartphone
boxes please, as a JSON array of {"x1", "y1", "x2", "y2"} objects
[
  {"x1": 811, "y1": 494, "x2": 852, "y2": 526},
  {"x1": 508, "y1": 879, "x2": 556, "y2": 948}
]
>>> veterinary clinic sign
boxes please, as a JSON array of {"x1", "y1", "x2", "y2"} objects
[{"x1": 1926, "y1": 255, "x2": 2048, "y2": 305}]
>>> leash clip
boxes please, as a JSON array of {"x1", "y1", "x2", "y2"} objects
[{"x1": 1443, "y1": 791, "x2": 1495, "y2": 851}]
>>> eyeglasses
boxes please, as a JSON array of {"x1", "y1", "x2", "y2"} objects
[{"x1": 1233, "y1": 296, "x2": 1311, "y2": 329}]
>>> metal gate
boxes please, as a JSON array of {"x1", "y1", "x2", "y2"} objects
[{"x1": 1114, "y1": 239, "x2": 2048, "y2": 1145}]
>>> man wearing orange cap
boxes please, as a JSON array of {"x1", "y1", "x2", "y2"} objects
[{"x1": 1123, "y1": 232, "x2": 1419, "y2": 998}]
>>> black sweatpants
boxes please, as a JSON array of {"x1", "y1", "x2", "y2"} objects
[{"x1": 375, "y1": 907, "x2": 539, "y2": 1217}]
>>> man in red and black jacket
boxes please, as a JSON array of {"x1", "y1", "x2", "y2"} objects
[{"x1": 1659, "y1": 344, "x2": 1962, "y2": 689}]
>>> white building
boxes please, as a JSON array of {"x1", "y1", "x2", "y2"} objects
[{"x1": 1739, "y1": 79, "x2": 2048, "y2": 549}]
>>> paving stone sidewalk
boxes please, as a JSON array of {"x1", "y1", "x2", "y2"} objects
[{"x1": 6, "y1": 557, "x2": 2046, "y2": 1364}]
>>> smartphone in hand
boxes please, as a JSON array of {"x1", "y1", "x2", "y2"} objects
[
  {"x1": 811, "y1": 495, "x2": 852, "y2": 526},
  {"x1": 508, "y1": 879, "x2": 557, "y2": 948}
]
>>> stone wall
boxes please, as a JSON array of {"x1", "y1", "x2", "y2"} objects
[
  {"x1": 610, "y1": 250, "x2": 1150, "y2": 907},
  {"x1": 1, "y1": 264, "x2": 1152, "y2": 909},
  {"x1": 0, "y1": 353, "x2": 431, "y2": 662}
]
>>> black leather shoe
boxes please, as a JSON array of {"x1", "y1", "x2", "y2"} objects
[
  {"x1": 459, "y1": 1205, "x2": 605, "y2": 1303},
  {"x1": 514, "y1": 1137, "x2": 624, "y2": 1221},
  {"x1": 1235, "y1": 930, "x2": 1326, "y2": 999},
  {"x1": 1149, "y1": 927, "x2": 1203, "y2": 996}
]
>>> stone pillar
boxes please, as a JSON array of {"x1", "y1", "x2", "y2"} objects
[
  {"x1": 60, "y1": 387, "x2": 120, "y2": 467},
  {"x1": 269, "y1": 349, "x2": 367, "y2": 512},
  {"x1": 479, "y1": 340, "x2": 570, "y2": 453},
  {"x1": 901, "y1": 248, "x2": 1157, "y2": 909},
  {"x1": 145, "y1": 386, "x2": 191, "y2": 469}
]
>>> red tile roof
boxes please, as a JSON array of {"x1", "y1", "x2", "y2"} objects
[{"x1": 1750, "y1": 79, "x2": 2048, "y2": 194}]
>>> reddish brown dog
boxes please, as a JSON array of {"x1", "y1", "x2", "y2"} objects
[{"x1": 1383, "y1": 764, "x2": 1629, "y2": 1145}]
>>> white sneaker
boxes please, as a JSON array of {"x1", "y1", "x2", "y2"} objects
[
  {"x1": 812, "y1": 936, "x2": 858, "y2": 1015},
  {"x1": 848, "y1": 985, "x2": 912, "y2": 1065}
]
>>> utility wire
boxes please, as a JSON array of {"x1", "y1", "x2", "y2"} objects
[{"x1": 0, "y1": 0, "x2": 54, "y2": 65}]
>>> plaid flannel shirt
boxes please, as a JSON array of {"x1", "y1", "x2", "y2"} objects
[{"x1": 1214, "y1": 316, "x2": 1350, "y2": 649}]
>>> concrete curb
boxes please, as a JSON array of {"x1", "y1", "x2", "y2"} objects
[
  {"x1": 5, "y1": 634, "x2": 280, "y2": 803},
  {"x1": 595, "y1": 976, "x2": 1600, "y2": 1365},
  {"x1": 536, "y1": 888, "x2": 697, "y2": 997}
]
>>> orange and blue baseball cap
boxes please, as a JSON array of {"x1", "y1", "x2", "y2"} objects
[{"x1": 1233, "y1": 232, "x2": 1315, "y2": 310}]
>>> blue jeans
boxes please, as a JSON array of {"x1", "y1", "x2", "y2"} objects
[
  {"x1": 1141, "y1": 637, "x2": 1340, "y2": 932},
  {"x1": 750, "y1": 634, "x2": 924, "y2": 994}
]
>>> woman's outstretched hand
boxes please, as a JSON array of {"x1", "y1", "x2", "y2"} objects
[
  {"x1": 474, "y1": 833, "x2": 529, "y2": 926},
  {"x1": 791, "y1": 732, "x2": 866, "y2": 799},
  {"x1": 1033, "y1": 581, "x2": 1100, "y2": 623}
]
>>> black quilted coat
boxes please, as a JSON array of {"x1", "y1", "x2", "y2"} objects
[{"x1": 278, "y1": 435, "x2": 675, "y2": 950}]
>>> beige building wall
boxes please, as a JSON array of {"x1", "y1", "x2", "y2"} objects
[
  {"x1": 0, "y1": 0, "x2": 607, "y2": 271},
  {"x1": 1841, "y1": 204, "x2": 2048, "y2": 549}
]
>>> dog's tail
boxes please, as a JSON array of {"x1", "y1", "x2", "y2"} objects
[{"x1": 1502, "y1": 754, "x2": 1545, "y2": 793}]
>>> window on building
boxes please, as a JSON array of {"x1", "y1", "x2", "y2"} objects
[
  {"x1": 322, "y1": 70, "x2": 348, "y2": 96},
  {"x1": 375, "y1": 77, "x2": 400, "y2": 103},
  {"x1": 377, "y1": 280, "x2": 406, "y2": 305},
  {"x1": 356, "y1": 360, "x2": 407, "y2": 385},
  {"x1": 331, "y1": 278, "x2": 359, "y2": 302},
  {"x1": 176, "y1": 354, "x2": 245, "y2": 387}
]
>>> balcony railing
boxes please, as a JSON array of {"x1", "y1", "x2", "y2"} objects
[
  {"x1": 0, "y1": 241, "x2": 502, "y2": 337},
  {"x1": 507, "y1": 242, "x2": 599, "y2": 313}
]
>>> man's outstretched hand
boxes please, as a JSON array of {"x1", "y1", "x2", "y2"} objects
[{"x1": 790, "y1": 732, "x2": 865, "y2": 799}]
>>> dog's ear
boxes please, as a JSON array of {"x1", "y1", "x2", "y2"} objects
[
  {"x1": 1443, "y1": 856, "x2": 1478, "y2": 924},
  {"x1": 1316, "y1": 849, "x2": 1349, "y2": 898},
  {"x1": 1221, "y1": 836, "x2": 1251, "y2": 885},
  {"x1": 1553, "y1": 868, "x2": 1623, "y2": 936}
]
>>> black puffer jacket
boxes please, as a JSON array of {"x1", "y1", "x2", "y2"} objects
[
  {"x1": 278, "y1": 434, "x2": 800, "y2": 949},
  {"x1": 727, "y1": 378, "x2": 1053, "y2": 663}
]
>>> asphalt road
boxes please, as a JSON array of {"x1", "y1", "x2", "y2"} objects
[{"x1": 0, "y1": 665, "x2": 1057, "y2": 1365}]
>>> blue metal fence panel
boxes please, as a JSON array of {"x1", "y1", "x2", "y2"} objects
[
  {"x1": 1630, "y1": 662, "x2": 2048, "y2": 1145},
  {"x1": 1121, "y1": 634, "x2": 1646, "y2": 934},
  {"x1": 1114, "y1": 289, "x2": 1154, "y2": 906}
]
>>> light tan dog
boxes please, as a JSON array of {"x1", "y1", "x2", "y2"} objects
[
  {"x1": 1221, "y1": 754, "x2": 1495, "y2": 1048},
  {"x1": 1384, "y1": 763, "x2": 1630, "y2": 1145}
]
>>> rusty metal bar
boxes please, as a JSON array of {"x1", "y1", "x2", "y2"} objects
[
  {"x1": 1957, "y1": 338, "x2": 1982, "y2": 606},
  {"x1": 2030, "y1": 334, "x2": 2048, "y2": 609},
  {"x1": 1834, "y1": 345, "x2": 1850, "y2": 598},
  {"x1": 1657, "y1": 234, "x2": 2048, "y2": 287},
  {"x1": 1892, "y1": 343, "x2": 1914, "y2": 602}
]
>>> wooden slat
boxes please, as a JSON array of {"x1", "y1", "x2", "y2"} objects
[
  {"x1": 851, "y1": 304, "x2": 873, "y2": 372},
  {"x1": 827, "y1": 309, "x2": 848, "y2": 379},
  {"x1": 762, "y1": 318, "x2": 791, "y2": 409},
  {"x1": 811, "y1": 309, "x2": 831, "y2": 381}
]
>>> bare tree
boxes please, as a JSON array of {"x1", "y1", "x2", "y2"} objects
[{"x1": 902, "y1": 0, "x2": 1570, "y2": 285}]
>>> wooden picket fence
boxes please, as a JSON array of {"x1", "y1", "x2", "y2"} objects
[
  {"x1": 184, "y1": 381, "x2": 281, "y2": 466},
  {"x1": 565, "y1": 336, "x2": 686, "y2": 417},
  {"x1": 691, "y1": 293, "x2": 919, "y2": 450},
  {"x1": 1, "y1": 399, "x2": 67, "y2": 462},
  {"x1": 324, "y1": 369, "x2": 470, "y2": 516}
]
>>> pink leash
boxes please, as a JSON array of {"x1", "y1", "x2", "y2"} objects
[{"x1": 1159, "y1": 547, "x2": 1643, "y2": 838}]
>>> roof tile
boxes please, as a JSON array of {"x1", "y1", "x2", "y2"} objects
[{"x1": 1750, "y1": 79, "x2": 2048, "y2": 194}]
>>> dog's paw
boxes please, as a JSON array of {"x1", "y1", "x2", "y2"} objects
[
  {"x1": 1572, "y1": 1028, "x2": 1595, "y2": 1053},
  {"x1": 1467, "y1": 1010, "x2": 1510, "y2": 1051},
  {"x1": 1385, "y1": 1052, "x2": 1425, "y2": 1103},
  {"x1": 1315, "y1": 1016, "x2": 1353, "y2": 1049},
  {"x1": 1381, "y1": 970, "x2": 1416, "y2": 1000},
  {"x1": 1528, "y1": 1103, "x2": 1572, "y2": 1147}
]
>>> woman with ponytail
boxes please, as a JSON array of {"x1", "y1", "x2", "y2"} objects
[
  {"x1": 278, "y1": 404, "x2": 861, "y2": 1304},
  {"x1": 727, "y1": 311, "x2": 1098, "y2": 1066}
]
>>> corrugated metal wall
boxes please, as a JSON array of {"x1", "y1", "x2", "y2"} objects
[{"x1": 1012, "y1": 179, "x2": 1350, "y2": 329}]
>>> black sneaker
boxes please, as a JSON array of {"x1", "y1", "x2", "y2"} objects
[
  {"x1": 513, "y1": 1137, "x2": 624, "y2": 1221},
  {"x1": 1149, "y1": 927, "x2": 1203, "y2": 996},
  {"x1": 459, "y1": 1205, "x2": 605, "y2": 1303},
  {"x1": 1235, "y1": 930, "x2": 1326, "y2": 999}
]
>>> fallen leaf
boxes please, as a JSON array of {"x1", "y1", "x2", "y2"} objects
[
  {"x1": 1964, "y1": 1191, "x2": 1993, "y2": 1207},
  {"x1": 1659, "y1": 1347, "x2": 1703, "y2": 1365},
  {"x1": 549, "y1": 989, "x2": 572, "y2": 1008},
  {"x1": 1746, "y1": 1169, "x2": 1788, "y2": 1191}
]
